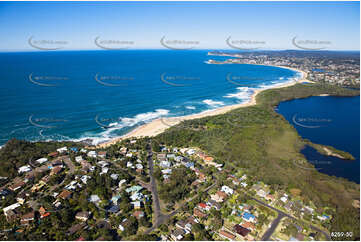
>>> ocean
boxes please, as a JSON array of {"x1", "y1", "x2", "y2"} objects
[
  {"x1": 277, "y1": 96, "x2": 360, "y2": 183},
  {"x1": 0, "y1": 50, "x2": 300, "y2": 145}
]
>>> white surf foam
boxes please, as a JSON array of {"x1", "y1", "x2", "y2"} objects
[{"x1": 202, "y1": 99, "x2": 225, "y2": 107}]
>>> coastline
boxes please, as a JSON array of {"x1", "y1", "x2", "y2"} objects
[{"x1": 96, "y1": 65, "x2": 310, "y2": 148}]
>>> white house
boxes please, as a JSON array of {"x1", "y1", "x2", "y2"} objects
[
  {"x1": 57, "y1": 147, "x2": 68, "y2": 153},
  {"x1": 110, "y1": 174, "x2": 119, "y2": 180},
  {"x1": 221, "y1": 185, "x2": 234, "y2": 195},
  {"x1": 98, "y1": 160, "x2": 109, "y2": 167},
  {"x1": 186, "y1": 149, "x2": 196, "y2": 156},
  {"x1": 100, "y1": 167, "x2": 109, "y2": 175},
  {"x1": 280, "y1": 196, "x2": 288, "y2": 203},
  {"x1": 3, "y1": 203, "x2": 21, "y2": 214},
  {"x1": 36, "y1": 158, "x2": 48, "y2": 164},
  {"x1": 161, "y1": 168, "x2": 172, "y2": 174},
  {"x1": 18, "y1": 165, "x2": 31, "y2": 173},
  {"x1": 81, "y1": 175, "x2": 91, "y2": 184},
  {"x1": 118, "y1": 179, "x2": 127, "y2": 187},
  {"x1": 75, "y1": 156, "x2": 83, "y2": 163},
  {"x1": 257, "y1": 189, "x2": 268, "y2": 198},
  {"x1": 159, "y1": 160, "x2": 171, "y2": 168},
  {"x1": 87, "y1": 151, "x2": 97, "y2": 158},
  {"x1": 240, "y1": 182, "x2": 248, "y2": 187}
]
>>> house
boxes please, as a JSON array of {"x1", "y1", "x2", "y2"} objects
[
  {"x1": 57, "y1": 147, "x2": 68, "y2": 153},
  {"x1": 51, "y1": 159, "x2": 63, "y2": 167},
  {"x1": 108, "y1": 205, "x2": 120, "y2": 213},
  {"x1": 0, "y1": 188, "x2": 10, "y2": 199},
  {"x1": 58, "y1": 189, "x2": 72, "y2": 200},
  {"x1": 9, "y1": 181, "x2": 26, "y2": 191},
  {"x1": 211, "y1": 191, "x2": 228, "y2": 203},
  {"x1": 31, "y1": 181, "x2": 46, "y2": 192},
  {"x1": 16, "y1": 192, "x2": 27, "y2": 204},
  {"x1": 135, "y1": 163, "x2": 143, "y2": 170},
  {"x1": 198, "y1": 202, "x2": 211, "y2": 211},
  {"x1": 131, "y1": 201, "x2": 142, "y2": 209},
  {"x1": 240, "y1": 182, "x2": 248, "y2": 188},
  {"x1": 100, "y1": 167, "x2": 109, "y2": 175},
  {"x1": 167, "y1": 154, "x2": 176, "y2": 159},
  {"x1": 111, "y1": 195, "x2": 121, "y2": 205},
  {"x1": 185, "y1": 162, "x2": 195, "y2": 169},
  {"x1": 36, "y1": 157, "x2": 48, "y2": 164},
  {"x1": 280, "y1": 196, "x2": 288, "y2": 203},
  {"x1": 266, "y1": 194, "x2": 275, "y2": 202},
  {"x1": 171, "y1": 228, "x2": 185, "y2": 241},
  {"x1": 125, "y1": 185, "x2": 142, "y2": 194},
  {"x1": 317, "y1": 214, "x2": 330, "y2": 221},
  {"x1": 75, "y1": 211, "x2": 90, "y2": 221},
  {"x1": 89, "y1": 195, "x2": 101, "y2": 204},
  {"x1": 186, "y1": 149, "x2": 195, "y2": 155},
  {"x1": 160, "y1": 160, "x2": 171, "y2": 168},
  {"x1": 80, "y1": 175, "x2": 91, "y2": 184},
  {"x1": 118, "y1": 179, "x2": 127, "y2": 188},
  {"x1": 87, "y1": 151, "x2": 97, "y2": 158},
  {"x1": 176, "y1": 220, "x2": 187, "y2": 230},
  {"x1": 133, "y1": 210, "x2": 145, "y2": 219},
  {"x1": 39, "y1": 206, "x2": 50, "y2": 218},
  {"x1": 18, "y1": 165, "x2": 31, "y2": 173},
  {"x1": 119, "y1": 147, "x2": 127, "y2": 155},
  {"x1": 221, "y1": 185, "x2": 234, "y2": 195},
  {"x1": 50, "y1": 166, "x2": 63, "y2": 175},
  {"x1": 127, "y1": 161, "x2": 134, "y2": 168},
  {"x1": 75, "y1": 156, "x2": 83, "y2": 163},
  {"x1": 207, "y1": 199, "x2": 222, "y2": 210},
  {"x1": 187, "y1": 216, "x2": 198, "y2": 225},
  {"x1": 304, "y1": 206, "x2": 314, "y2": 214},
  {"x1": 161, "y1": 168, "x2": 172, "y2": 174},
  {"x1": 257, "y1": 189, "x2": 268, "y2": 198},
  {"x1": 196, "y1": 171, "x2": 206, "y2": 182},
  {"x1": 241, "y1": 222, "x2": 256, "y2": 231},
  {"x1": 98, "y1": 160, "x2": 109, "y2": 167},
  {"x1": 3, "y1": 203, "x2": 21, "y2": 218},
  {"x1": 234, "y1": 224, "x2": 250, "y2": 237},
  {"x1": 20, "y1": 211, "x2": 35, "y2": 225},
  {"x1": 48, "y1": 151, "x2": 58, "y2": 158},
  {"x1": 242, "y1": 212, "x2": 256, "y2": 222},
  {"x1": 193, "y1": 208, "x2": 207, "y2": 219},
  {"x1": 98, "y1": 151, "x2": 107, "y2": 158},
  {"x1": 219, "y1": 230, "x2": 236, "y2": 240}
]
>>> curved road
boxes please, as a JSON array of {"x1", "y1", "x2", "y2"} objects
[{"x1": 253, "y1": 197, "x2": 331, "y2": 240}]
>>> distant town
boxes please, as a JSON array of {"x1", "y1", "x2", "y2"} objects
[
  {"x1": 0, "y1": 138, "x2": 337, "y2": 240},
  {"x1": 207, "y1": 51, "x2": 360, "y2": 88}
]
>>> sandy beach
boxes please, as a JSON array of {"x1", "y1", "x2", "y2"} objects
[{"x1": 97, "y1": 65, "x2": 310, "y2": 148}]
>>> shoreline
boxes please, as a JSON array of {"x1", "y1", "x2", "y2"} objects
[{"x1": 96, "y1": 65, "x2": 310, "y2": 148}]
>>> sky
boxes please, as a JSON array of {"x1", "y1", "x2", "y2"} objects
[{"x1": 0, "y1": 1, "x2": 359, "y2": 51}]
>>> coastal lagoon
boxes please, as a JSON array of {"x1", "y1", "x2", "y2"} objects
[
  {"x1": 277, "y1": 96, "x2": 360, "y2": 183},
  {"x1": 0, "y1": 50, "x2": 300, "y2": 145}
]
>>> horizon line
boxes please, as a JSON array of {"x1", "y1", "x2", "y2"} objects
[{"x1": 0, "y1": 48, "x2": 360, "y2": 53}]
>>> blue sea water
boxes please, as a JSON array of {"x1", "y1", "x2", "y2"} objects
[
  {"x1": 0, "y1": 50, "x2": 300, "y2": 145},
  {"x1": 277, "y1": 96, "x2": 360, "y2": 183}
]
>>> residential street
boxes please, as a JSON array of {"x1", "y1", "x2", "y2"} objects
[{"x1": 252, "y1": 197, "x2": 331, "y2": 240}]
